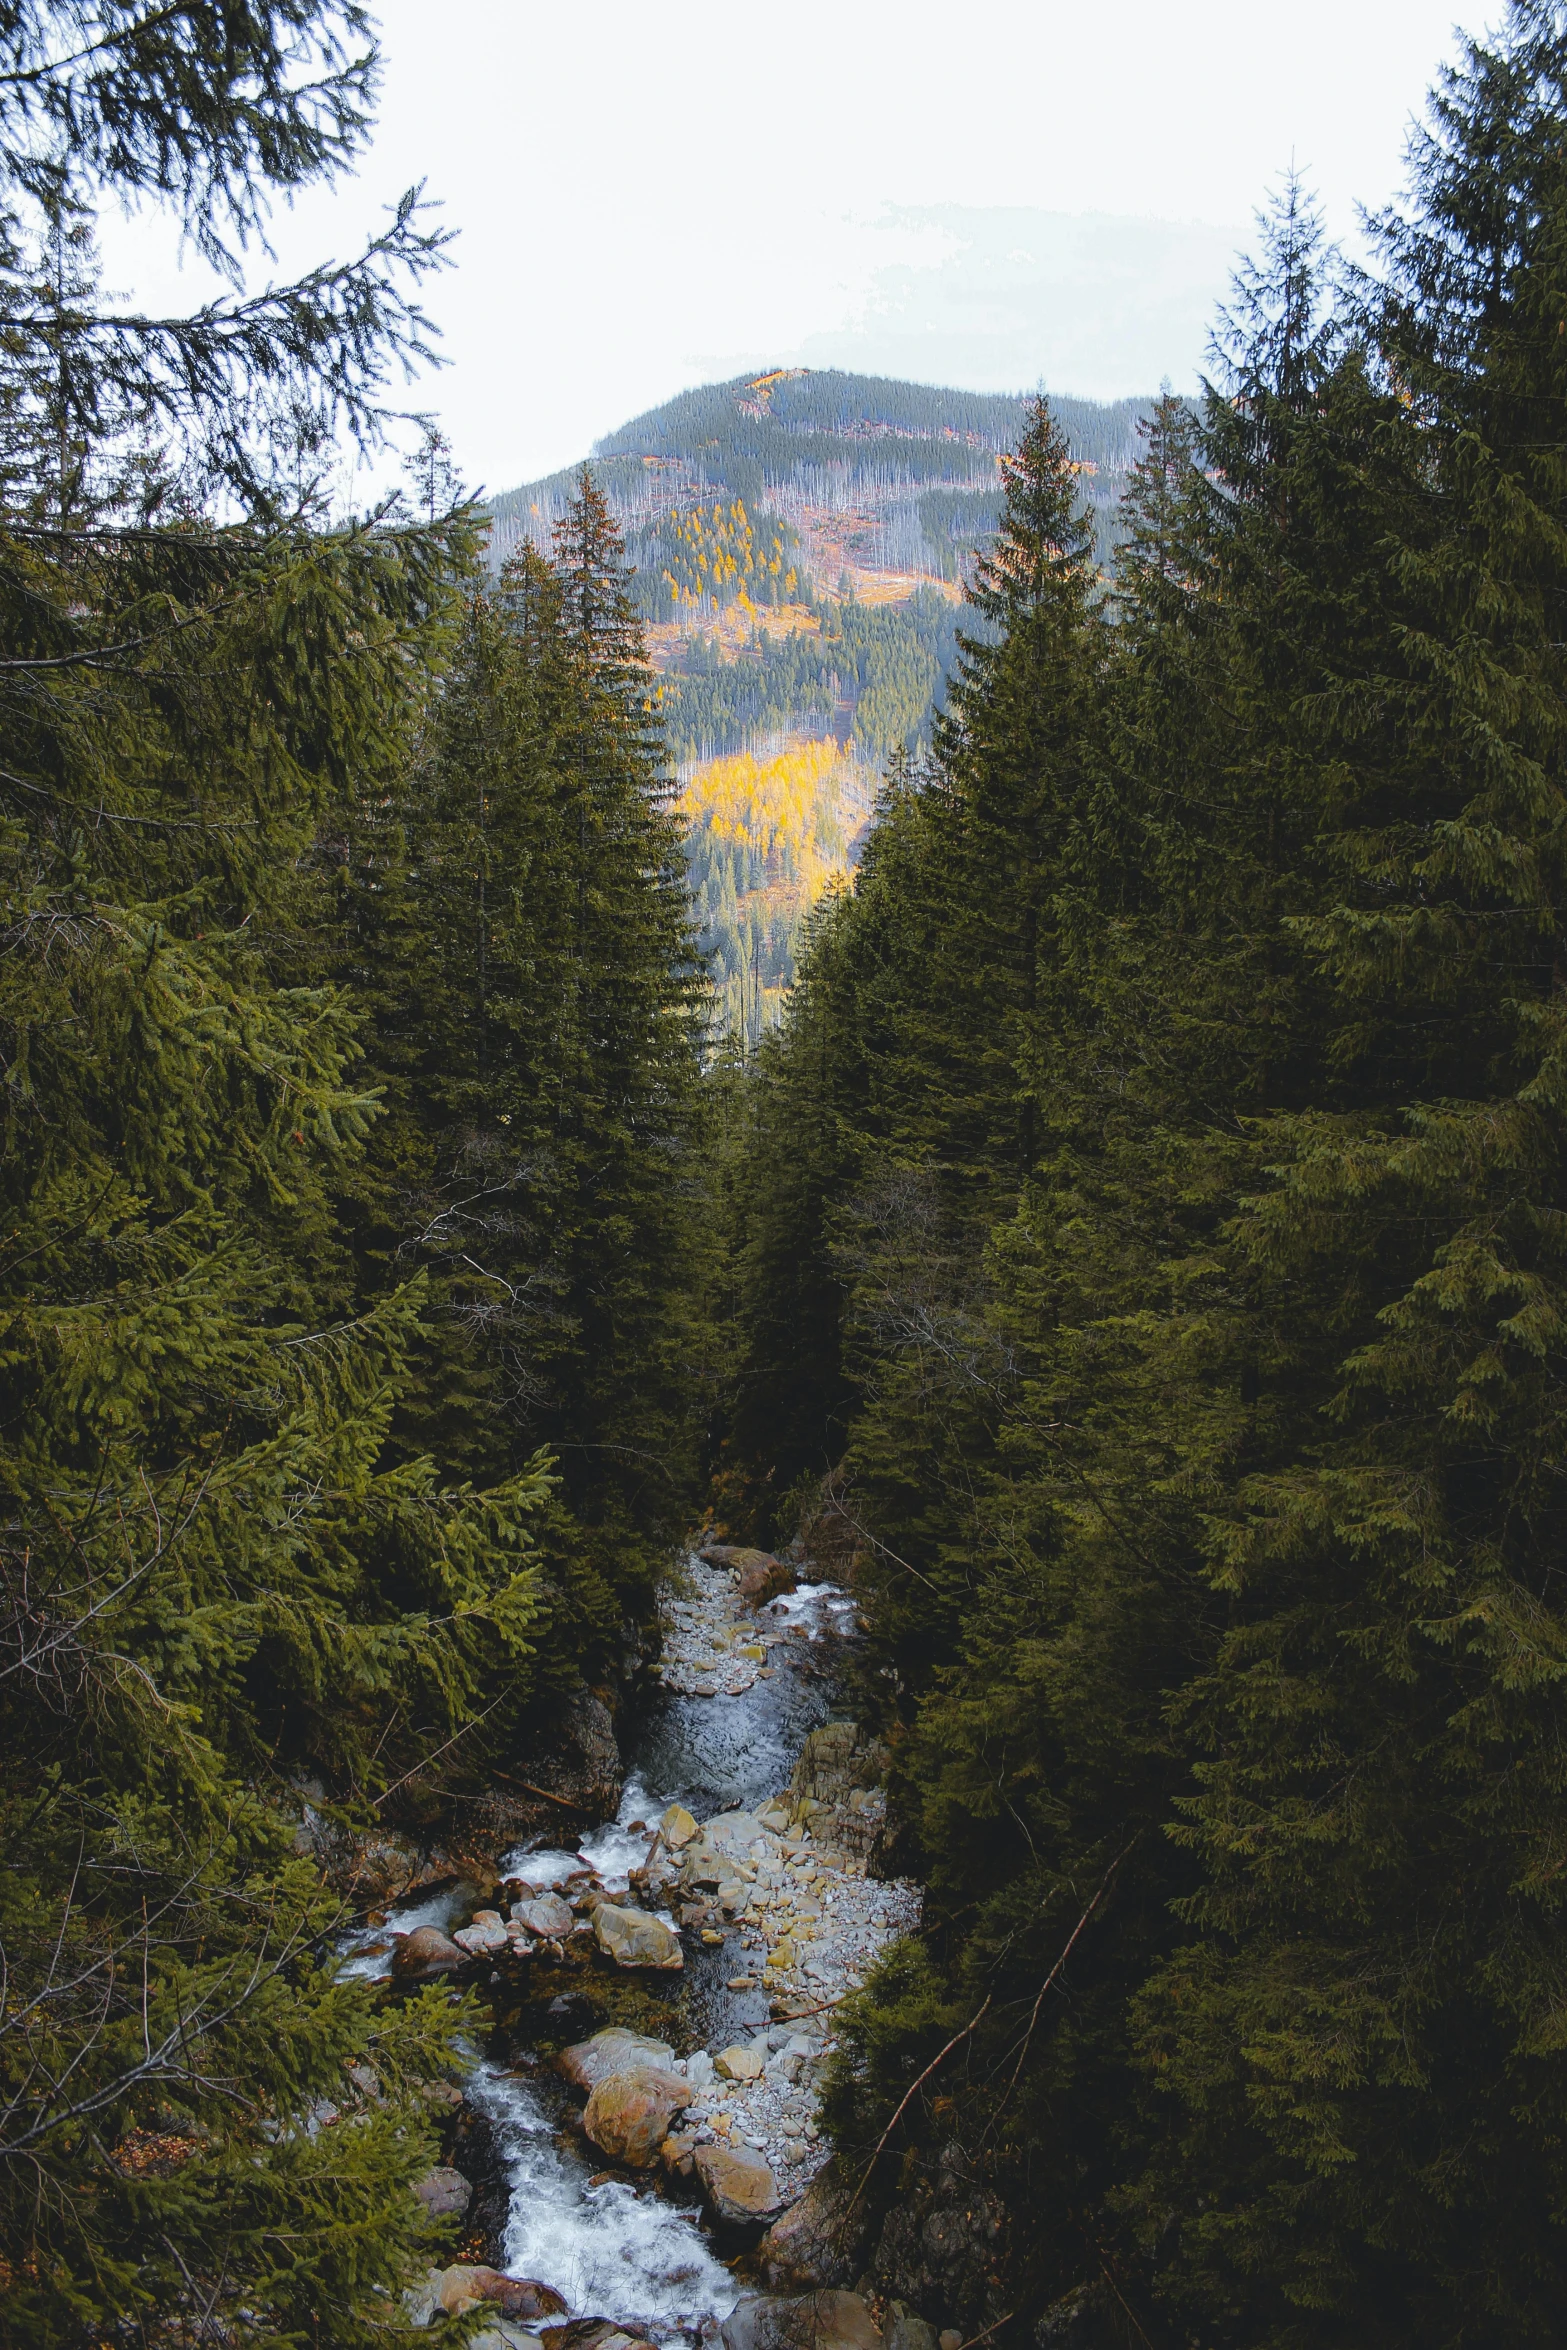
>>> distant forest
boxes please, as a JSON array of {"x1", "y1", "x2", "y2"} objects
[
  {"x1": 488, "y1": 372, "x2": 1144, "y2": 1032},
  {"x1": 487, "y1": 371, "x2": 1155, "y2": 590},
  {"x1": 661, "y1": 590, "x2": 964, "y2": 767}
]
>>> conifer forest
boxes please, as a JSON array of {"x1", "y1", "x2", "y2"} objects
[{"x1": 11, "y1": 6, "x2": 1567, "y2": 2349}]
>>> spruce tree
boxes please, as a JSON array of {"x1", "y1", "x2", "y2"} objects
[
  {"x1": 0, "y1": 9, "x2": 553, "y2": 2342},
  {"x1": 1123, "y1": 11, "x2": 1567, "y2": 2339},
  {"x1": 335, "y1": 482, "x2": 707, "y2": 1695}
]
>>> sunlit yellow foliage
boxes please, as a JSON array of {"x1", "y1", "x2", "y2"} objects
[
  {"x1": 680, "y1": 738, "x2": 872, "y2": 1038},
  {"x1": 657, "y1": 496, "x2": 798, "y2": 616},
  {"x1": 677, "y1": 739, "x2": 854, "y2": 903}
]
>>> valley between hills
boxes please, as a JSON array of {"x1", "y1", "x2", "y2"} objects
[{"x1": 487, "y1": 369, "x2": 1151, "y2": 1034}]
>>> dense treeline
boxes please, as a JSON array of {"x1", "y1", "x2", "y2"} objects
[
  {"x1": 642, "y1": 496, "x2": 803, "y2": 622},
  {"x1": 0, "y1": 9, "x2": 703, "y2": 2343},
  {"x1": 662, "y1": 591, "x2": 963, "y2": 767},
  {"x1": 330, "y1": 469, "x2": 706, "y2": 1684},
  {"x1": 719, "y1": 9, "x2": 1567, "y2": 2342},
  {"x1": 679, "y1": 740, "x2": 868, "y2": 1039},
  {"x1": 486, "y1": 376, "x2": 1152, "y2": 583}
]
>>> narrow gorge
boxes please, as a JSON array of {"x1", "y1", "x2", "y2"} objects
[{"x1": 330, "y1": 1541, "x2": 947, "y2": 2350}]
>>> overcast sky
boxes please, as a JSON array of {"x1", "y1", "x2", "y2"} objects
[{"x1": 104, "y1": 0, "x2": 1493, "y2": 496}]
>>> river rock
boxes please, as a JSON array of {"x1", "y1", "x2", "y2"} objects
[
  {"x1": 435, "y1": 2268, "x2": 569, "y2": 2321},
  {"x1": 592, "y1": 1901, "x2": 682, "y2": 1969},
  {"x1": 455, "y1": 1911, "x2": 510, "y2": 1955},
  {"x1": 581, "y1": 2065, "x2": 692, "y2": 2167},
  {"x1": 722, "y1": 2293, "x2": 882, "y2": 2350},
  {"x1": 737, "y1": 1554, "x2": 797, "y2": 1607},
  {"x1": 757, "y1": 2159, "x2": 870, "y2": 2291},
  {"x1": 698, "y1": 1542, "x2": 775, "y2": 1571},
  {"x1": 541, "y1": 2327, "x2": 656, "y2": 2350},
  {"x1": 716, "y1": 2041, "x2": 766, "y2": 2081},
  {"x1": 391, "y1": 1924, "x2": 466, "y2": 1978},
  {"x1": 884, "y1": 2310, "x2": 941, "y2": 2350},
  {"x1": 558, "y1": 2027, "x2": 675, "y2": 2094},
  {"x1": 411, "y1": 2164, "x2": 472, "y2": 2218},
  {"x1": 660, "y1": 2126, "x2": 700, "y2": 2180},
  {"x1": 513, "y1": 1892, "x2": 575, "y2": 1939},
  {"x1": 694, "y1": 2140, "x2": 781, "y2": 2223},
  {"x1": 660, "y1": 1802, "x2": 699, "y2": 1848},
  {"x1": 704, "y1": 1809, "x2": 768, "y2": 1856}
]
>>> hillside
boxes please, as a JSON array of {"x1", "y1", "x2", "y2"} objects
[{"x1": 488, "y1": 370, "x2": 1154, "y2": 1032}]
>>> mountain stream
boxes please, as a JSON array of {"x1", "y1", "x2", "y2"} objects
[{"x1": 338, "y1": 1557, "x2": 920, "y2": 2347}]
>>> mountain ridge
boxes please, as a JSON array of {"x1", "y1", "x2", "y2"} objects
[{"x1": 484, "y1": 370, "x2": 1157, "y2": 1034}]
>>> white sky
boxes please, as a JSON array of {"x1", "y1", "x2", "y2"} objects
[{"x1": 101, "y1": 0, "x2": 1491, "y2": 496}]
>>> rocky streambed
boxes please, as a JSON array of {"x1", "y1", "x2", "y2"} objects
[{"x1": 338, "y1": 1548, "x2": 950, "y2": 2350}]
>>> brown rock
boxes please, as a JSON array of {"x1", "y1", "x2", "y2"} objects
[
  {"x1": 592, "y1": 1902, "x2": 683, "y2": 1969},
  {"x1": 541, "y1": 2326, "x2": 654, "y2": 2350},
  {"x1": 513, "y1": 1892, "x2": 575, "y2": 1938},
  {"x1": 721, "y1": 2293, "x2": 882, "y2": 2350},
  {"x1": 738, "y1": 1555, "x2": 798, "y2": 1608},
  {"x1": 391, "y1": 1924, "x2": 466, "y2": 1978},
  {"x1": 581, "y1": 2065, "x2": 691, "y2": 2167},
  {"x1": 411, "y1": 2164, "x2": 472, "y2": 2218},
  {"x1": 694, "y1": 2140, "x2": 781, "y2": 2224},
  {"x1": 435, "y1": 2267, "x2": 568, "y2": 2321},
  {"x1": 558, "y1": 2027, "x2": 675, "y2": 2095}
]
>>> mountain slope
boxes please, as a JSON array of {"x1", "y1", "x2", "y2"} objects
[{"x1": 487, "y1": 370, "x2": 1155, "y2": 1033}]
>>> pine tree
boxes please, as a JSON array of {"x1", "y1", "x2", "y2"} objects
[
  {"x1": 336, "y1": 483, "x2": 708, "y2": 1695},
  {"x1": 0, "y1": 10, "x2": 550, "y2": 2342},
  {"x1": 1121, "y1": 11, "x2": 1567, "y2": 2339}
]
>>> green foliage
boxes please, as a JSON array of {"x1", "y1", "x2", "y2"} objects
[
  {"x1": 0, "y1": 11, "x2": 706, "y2": 2343},
  {"x1": 0, "y1": 497, "x2": 551, "y2": 2342},
  {"x1": 331, "y1": 471, "x2": 709, "y2": 1675},
  {"x1": 659, "y1": 592, "x2": 963, "y2": 768},
  {"x1": 487, "y1": 372, "x2": 1157, "y2": 585},
  {"x1": 717, "y1": 9, "x2": 1567, "y2": 2342}
]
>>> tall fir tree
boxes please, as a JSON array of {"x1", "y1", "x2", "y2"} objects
[
  {"x1": 331, "y1": 478, "x2": 708, "y2": 1705},
  {"x1": 0, "y1": 9, "x2": 558, "y2": 2343}
]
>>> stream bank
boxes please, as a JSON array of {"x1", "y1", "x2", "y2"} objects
[{"x1": 338, "y1": 1546, "x2": 929, "y2": 2350}]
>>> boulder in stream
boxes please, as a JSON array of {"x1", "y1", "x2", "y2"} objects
[
  {"x1": 424, "y1": 2267, "x2": 568, "y2": 2322},
  {"x1": 737, "y1": 1554, "x2": 797, "y2": 1608},
  {"x1": 581, "y1": 2063, "x2": 692, "y2": 2166},
  {"x1": 695, "y1": 2140, "x2": 781, "y2": 2223},
  {"x1": 558, "y1": 2026, "x2": 675, "y2": 2094},
  {"x1": 454, "y1": 1911, "x2": 510, "y2": 1955},
  {"x1": 660, "y1": 1802, "x2": 699, "y2": 1848},
  {"x1": 541, "y1": 2324, "x2": 657, "y2": 2350},
  {"x1": 513, "y1": 1892, "x2": 575, "y2": 1939},
  {"x1": 391, "y1": 1924, "x2": 466, "y2": 1979},
  {"x1": 592, "y1": 1901, "x2": 683, "y2": 1969},
  {"x1": 722, "y1": 2292, "x2": 882, "y2": 2350}
]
